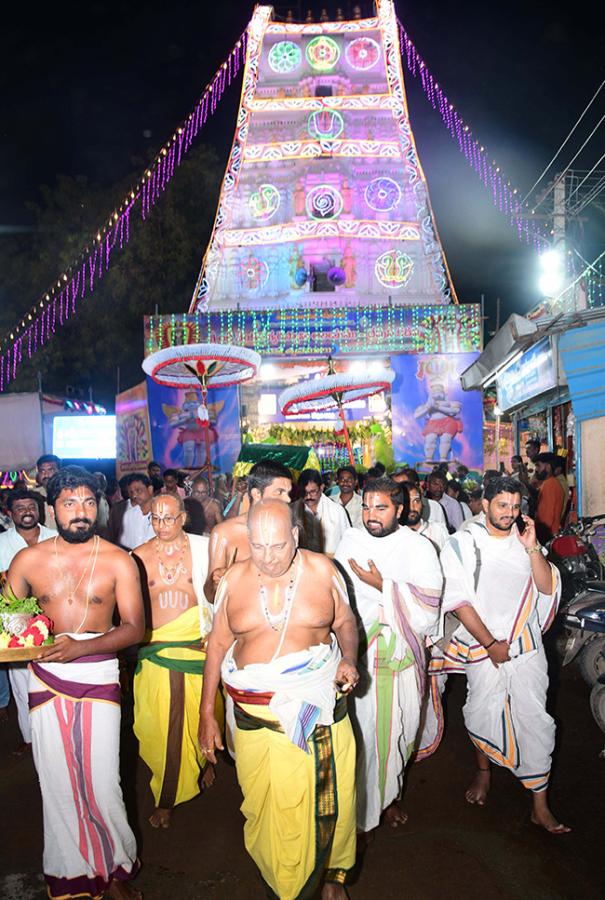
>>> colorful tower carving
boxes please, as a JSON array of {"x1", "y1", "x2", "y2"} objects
[{"x1": 189, "y1": 0, "x2": 458, "y2": 313}]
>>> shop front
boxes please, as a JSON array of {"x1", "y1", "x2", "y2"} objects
[{"x1": 461, "y1": 310, "x2": 605, "y2": 516}]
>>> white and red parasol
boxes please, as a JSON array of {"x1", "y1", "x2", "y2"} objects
[
  {"x1": 278, "y1": 359, "x2": 395, "y2": 465},
  {"x1": 142, "y1": 343, "x2": 261, "y2": 484}
]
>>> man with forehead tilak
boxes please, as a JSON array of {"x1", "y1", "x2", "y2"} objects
[
  {"x1": 199, "y1": 500, "x2": 359, "y2": 900},
  {"x1": 190, "y1": 474, "x2": 223, "y2": 533},
  {"x1": 7, "y1": 466, "x2": 144, "y2": 900},
  {"x1": 435, "y1": 476, "x2": 568, "y2": 832},
  {"x1": 204, "y1": 460, "x2": 292, "y2": 602},
  {"x1": 132, "y1": 492, "x2": 223, "y2": 830},
  {"x1": 335, "y1": 477, "x2": 443, "y2": 834}
]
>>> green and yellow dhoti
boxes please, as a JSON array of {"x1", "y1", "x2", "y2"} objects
[
  {"x1": 223, "y1": 640, "x2": 356, "y2": 900},
  {"x1": 134, "y1": 607, "x2": 224, "y2": 809}
]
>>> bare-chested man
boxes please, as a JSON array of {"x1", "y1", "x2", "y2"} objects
[
  {"x1": 190, "y1": 474, "x2": 223, "y2": 533},
  {"x1": 199, "y1": 500, "x2": 358, "y2": 900},
  {"x1": 132, "y1": 493, "x2": 222, "y2": 830},
  {"x1": 7, "y1": 466, "x2": 144, "y2": 900},
  {"x1": 204, "y1": 460, "x2": 292, "y2": 602}
]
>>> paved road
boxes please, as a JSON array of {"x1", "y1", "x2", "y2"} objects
[{"x1": 1, "y1": 646, "x2": 603, "y2": 899}]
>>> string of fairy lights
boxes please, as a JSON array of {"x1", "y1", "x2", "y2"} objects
[
  {"x1": 396, "y1": 20, "x2": 550, "y2": 252},
  {"x1": 145, "y1": 305, "x2": 482, "y2": 358},
  {"x1": 1, "y1": 11, "x2": 552, "y2": 388},
  {"x1": 0, "y1": 28, "x2": 249, "y2": 392}
]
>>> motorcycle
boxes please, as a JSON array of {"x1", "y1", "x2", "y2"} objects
[
  {"x1": 549, "y1": 514, "x2": 605, "y2": 682},
  {"x1": 561, "y1": 592, "x2": 605, "y2": 686},
  {"x1": 549, "y1": 514, "x2": 605, "y2": 605}
]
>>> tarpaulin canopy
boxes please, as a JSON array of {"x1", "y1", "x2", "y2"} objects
[{"x1": 233, "y1": 444, "x2": 320, "y2": 479}]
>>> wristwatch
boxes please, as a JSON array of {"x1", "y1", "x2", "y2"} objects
[{"x1": 525, "y1": 544, "x2": 542, "y2": 555}]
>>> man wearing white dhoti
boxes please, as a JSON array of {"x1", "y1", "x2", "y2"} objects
[
  {"x1": 8, "y1": 467, "x2": 145, "y2": 898},
  {"x1": 436, "y1": 475, "x2": 569, "y2": 833},
  {"x1": 335, "y1": 477, "x2": 443, "y2": 832}
]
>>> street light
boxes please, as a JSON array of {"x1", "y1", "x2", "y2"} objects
[{"x1": 538, "y1": 248, "x2": 564, "y2": 297}]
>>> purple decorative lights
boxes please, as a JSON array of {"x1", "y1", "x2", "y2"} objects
[
  {"x1": 397, "y1": 19, "x2": 548, "y2": 250},
  {"x1": 0, "y1": 29, "x2": 249, "y2": 391}
]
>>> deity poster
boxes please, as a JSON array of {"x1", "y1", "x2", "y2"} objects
[
  {"x1": 116, "y1": 381, "x2": 153, "y2": 479},
  {"x1": 146, "y1": 378, "x2": 241, "y2": 475},
  {"x1": 390, "y1": 353, "x2": 483, "y2": 473}
]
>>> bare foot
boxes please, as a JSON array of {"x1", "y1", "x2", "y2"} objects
[
  {"x1": 148, "y1": 808, "x2": 171, "y2": 829},
  {"x1": 11, "y1": 742, "x2": 31, "y2": 758},
  {"x1": 531, "y1": 793, "x2": 571, "y2": 833},
  {"x1": 531, "y1": 810, "x2": 571, "y2": 834},
  {"x1": 107, "y1": 880, "x2": 142, "y2": 899},
  {"x1": 322, "y1": 882, "x2": 348, "y2": 899},
  {"x1": 465, "y1": 768, "x2": 490, "y2": 805},
  {"x1": 201, "y1": 762, "x2": 215, "y2": 789},
  {"x1": 0, "y1": 707, "x2": 8, "y2": 724},
  {"x1": 383, "y1": 800, "x2": 408, "y2": 828}
]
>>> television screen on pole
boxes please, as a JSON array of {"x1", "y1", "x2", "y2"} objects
[{"x1": 52, "y1": 416, "x2": 116, "y2": 459}]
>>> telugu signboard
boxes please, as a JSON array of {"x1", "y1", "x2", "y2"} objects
[{"x1": 496, "y1": 339, "x2": 557, "y2": 412}]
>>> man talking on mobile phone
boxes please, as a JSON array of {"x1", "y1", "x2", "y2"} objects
[{"x1": 434, "y1": 476, "x2": 569, "y2": 833}]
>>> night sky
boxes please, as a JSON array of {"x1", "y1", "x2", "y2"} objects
[{"x1": 3, "y1": 0, "x2": 603, "y2": 334}]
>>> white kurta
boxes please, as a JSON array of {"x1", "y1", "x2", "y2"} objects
[
  {"x1": 338, "y1": 492, "x2": 364, "y2": 530},
  {"x1": 438, "y1": 522, "x2": 560, "y2": 791},
  {"x1": 426, "y1": 498, "x2": 447, "y2": 526},
  {"x1": 121, "y1": 503, "x2": 154, "y2": 550},
  {"x1": 458, "y1": 511, "x2": 486, "y2": 532},
  {"x1": 299, "y1": 493, "x2": 351, "y2": 556},
  {"x1": 335, "y1": 525, "x2": 442, "y2": 831},
  {"x1": 416, "y1": 520, "x2": 449, "y2": 552},
  {"x1": 439, "y1": 493, "x2": 464, "y2": 530},
  {"x1": 0, "y1": 524, "x2": 55, "y2": 743}
]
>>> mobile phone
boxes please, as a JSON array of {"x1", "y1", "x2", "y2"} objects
[{"x1": 517, "y1": 515, "x2": 526, "y2": 534}]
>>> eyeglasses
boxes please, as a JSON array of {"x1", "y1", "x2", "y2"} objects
[
  {"x1": 150, "y1": 514, "x2": 183, "y2": 526},
  {"x1": 304, "y1": 490, "x2": 321, "y2": 499}
]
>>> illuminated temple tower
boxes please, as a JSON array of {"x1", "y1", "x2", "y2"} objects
[{"x1": 189, "y1": 0, "x2": 458, "y2": 313}]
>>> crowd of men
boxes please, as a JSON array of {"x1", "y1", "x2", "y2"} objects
[{"x1": 0, "y1": 441, "x2": 572, "y2": 900}]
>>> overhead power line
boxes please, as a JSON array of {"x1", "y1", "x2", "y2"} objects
[
  {"x1": 531, "y1": 110, "x2": 605, "y2": 212},
  {"x1": 567, "y1": 152, "x2": 605, "y2": 204},
  {"x1": 522, "y1": 78, "x2": 605, "y2": 205}
]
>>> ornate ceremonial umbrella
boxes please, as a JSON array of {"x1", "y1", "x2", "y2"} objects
[
  {"x1": 278, "y1": 358, "x2": 395, "y2": 466},
  {"x1": 142, "y1": 343, "x2": 261, "y2": 487}
]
